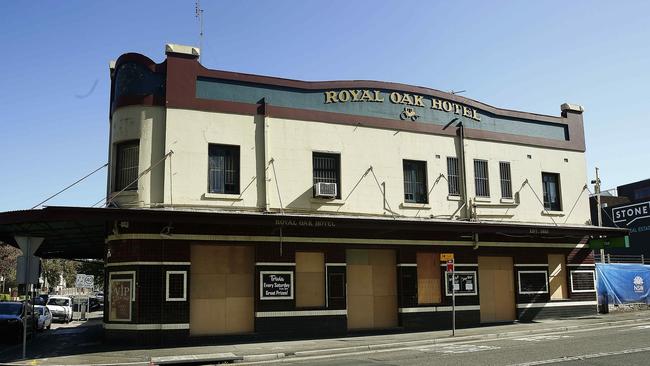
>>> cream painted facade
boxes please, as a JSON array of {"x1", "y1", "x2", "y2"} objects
[{"x1": 109, "y1": 106, "x2": 591, "y2": 226}]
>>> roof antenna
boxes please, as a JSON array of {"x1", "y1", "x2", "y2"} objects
[
  {"x1": 450, "y1": 90, "x2": 466, "y2": 95},
  {"x1": 195, "y1": 0, "x2": 204, "y2": 61}
]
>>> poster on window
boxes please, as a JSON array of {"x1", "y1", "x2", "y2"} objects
[
  {"x1": 260, "y1": 271, "x2": 294, "y2": 300},
  {"x1": 445, "y1": 271, "x2": 477, "y2": 296},
  {"x1": 109, "y1": 279, "x2": 132, "y2": 321}
]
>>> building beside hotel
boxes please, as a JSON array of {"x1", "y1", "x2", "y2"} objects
[
  {"x1": 0, "y1": 44, "x2": 627, "y2": 344},
  {"x1": 590, "y1": 178, "x2": 650, "y2": 258}
]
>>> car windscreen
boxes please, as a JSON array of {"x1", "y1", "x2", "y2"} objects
[
  {"x1": 47, "y1": 298, "x2": 69, "y2": 306},
  {"x1": 0, "y1": 303, "x2": 23, "y2": 316}
]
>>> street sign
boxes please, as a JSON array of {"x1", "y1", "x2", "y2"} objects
[
  {"x1": 16, "y1": 255, "x2": 40, "y2": 284},
  {"x1": 441, "y1": 253, "x2": 454, "y2": 262},
  {"x1": 75, "y1": 274, "x2": 95, "y2": 289},
  {"x1": 589, "y1": 236, "x2": 629, "y2": 249},
  {"x1": 446, "y1": 260, "x2": 455, "y2": 272}
]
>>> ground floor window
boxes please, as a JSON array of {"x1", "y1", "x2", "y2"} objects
[
  {"x1": 165, "y1": 271, "x2": 187, "y2": 301},
  {"x1": 570, "y1": 270, "x2": 596, "y2": 292},
  {"x1": 108, "y1": 271, "x2": 135, "y2": 322},
  {"x1": 445, "y1": 271, "x2": 477, "y2": 296},
  {"x1": 517, "y1": 271, "x2": 548, "y2": 294}
]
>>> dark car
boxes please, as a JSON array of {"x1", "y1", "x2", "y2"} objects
[{"x1": 0, "y1": 302, "x2": 37, "y2": 342}]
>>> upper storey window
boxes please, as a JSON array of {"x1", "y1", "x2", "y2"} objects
[
  {"x1": 313, "y1": 152, "x2": 341, "y2": 199},
  {"x1": 474, "y1": 159, "x2": 490, "y2": 198},
  {"x1": 499, "y1": 162, "x2": 513, "y2": 199},
  {"x1": 542, "y1": 172, "x2": 562, "y2": 211},
  {"x1": 208, "y1": 144, "x2": 240, "y2": 194},
  {"x1": 447, "y1": 157, "x2": 460, "y2": 196},
  {"x1": 113, "y1": 62, "x2": 165, "y2": 100},
  {"x1": 115, "y1": 140, "x2": 139, "y2": 191},
  {"x1": 403, "y1": 160, "x2": 428, "y2": 204}
]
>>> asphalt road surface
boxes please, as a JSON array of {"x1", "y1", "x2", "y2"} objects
[{"x1": 261, "y1": 321, "x2": 650, "y2": 366}]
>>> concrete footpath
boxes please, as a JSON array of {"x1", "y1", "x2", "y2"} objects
[{"x1": 3, "y1": 309, "x2": 650, "y2": 365}]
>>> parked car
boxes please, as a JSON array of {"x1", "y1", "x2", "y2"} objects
[
  {"x1": 0, "y1": 302, "x2": 37, "y2": 341},
  {"x1": 37, "y1": 294, "x2": 49, "y2": 306},
  {"x1": 89, "y1": 297, "x2": 101, "y2": 312},
  {"x1": 46, "y1": 296, "x2": 72, "y2": 323},
  {"x1": 35, "y1": 305, "x2": 52, "y2": 330}
]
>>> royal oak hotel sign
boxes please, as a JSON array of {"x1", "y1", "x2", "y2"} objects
[{"x1": 323, "y1": 89, "x2": 481, "y2": 122}]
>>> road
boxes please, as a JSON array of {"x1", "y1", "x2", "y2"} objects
[
  {"x1": 0, "y1": 312, "x2": 105, "y2": 363},
  {"x1": 261, "y1": 321, "x2": 650, "y2": 366}
]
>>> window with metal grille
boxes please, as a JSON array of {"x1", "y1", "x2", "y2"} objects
[
  {"x1": 517, "y1": 271, "x2": 548, "y2": 294},
  {"x1": 403, "y1": 160, "x2": 428, "y2": 203},
  {"x1": 312, "y1": 152, "x2": 341, "y2": 198},
  {"x1": 447, "y1": 157, "x2": 460, "y2": 196},
  {"x1": 208, "y1": 144, "x2": 240, "y2": 194},
  {"x1": 499, "y1": 161, "x2": 512, "y2": 199},
  {"x1": 115, "y1": 140, "x2": 139, "y2": 191},
  {"x1": 542, "y1": 172, "x2": 561, "y2": 211},
  {"x1": 570, "y1": 270, "x2": 595, "y2": 292},
  {"x1": 473, "y1": 159, "x2": 490, "y2": 197}
]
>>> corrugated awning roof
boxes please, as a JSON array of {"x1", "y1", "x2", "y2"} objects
[{"x1": 0, "y1": 206, "x2": 629, "y2": 260}]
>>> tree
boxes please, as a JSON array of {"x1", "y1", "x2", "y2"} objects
[
  {"x1": 0, "y1": 243, "x2": 21, "y2": 291},
  {"x1": 41, "y1": 259, "x2": 79, "y2": 291}
]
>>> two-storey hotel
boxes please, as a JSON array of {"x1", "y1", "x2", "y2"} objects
[{"x1": 0, "y1": 43, "x2": 628, "y2": 344}]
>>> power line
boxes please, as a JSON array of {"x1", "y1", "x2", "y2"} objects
[{"x1": 31, "y1": 163, "x2": 108, "y2": 209}]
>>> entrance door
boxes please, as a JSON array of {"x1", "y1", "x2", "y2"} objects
[
  {"x1": 548, "y1": 254, "x2": 568, "y2": 300},
  {"x1": 346, "y1": 249, "x2": 397, "y2": 330},
  {"x1": 190, "y1": 244, "x2": 254, "y2": 336},
  {"x1": 478, "y1": 256, "x2": 515, "y2": 323}
]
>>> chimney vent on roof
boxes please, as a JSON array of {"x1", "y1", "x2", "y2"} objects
[
  {"x1": 165, "y1": 43, "x2": 200, "y2": 58},
  {"x1": 561, "y1": 103, "x2": 584, "y2": 114}
]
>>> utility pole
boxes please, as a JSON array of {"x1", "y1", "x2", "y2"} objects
[
  {"x1": 593, "y1": 167, "x2": 604, "y2": 263},
  {"x1": 195, "y1": 0, "x2": 204, "y2": 61}
]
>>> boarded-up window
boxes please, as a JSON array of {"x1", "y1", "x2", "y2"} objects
[
  {"x1": 570, "y1": 270, "x2": 596, "y2": 292},
  {"x1": 517, "y1": 271, "x2": 548, "y2": 294},
  {"x1": 417, "y1": 252, "x2": 441, "y2": 304},
  {"x1": 296, "y1": 252, "x2": 325, "y2": 307}
]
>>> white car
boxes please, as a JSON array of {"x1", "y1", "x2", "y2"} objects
[
  {"x1": 35, "y1": 305, "x2": 52, "y2": 330},
  {"x1": 46, "y1": 296, "x2": 72, "y2": 323}
]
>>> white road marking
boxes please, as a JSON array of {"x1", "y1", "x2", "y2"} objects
[
  {"x1": 237, "y1": 321, "x2": 650, "y2": 365},
  {"x1": 514, "y1": 335, "x2": 573, "y2": 342},
  {"x1": 418, "y1": 344, "x2": 500, "y2": 354},
  {"x1": 507, "y1": 346, "x2": 650, "y2": 366}
]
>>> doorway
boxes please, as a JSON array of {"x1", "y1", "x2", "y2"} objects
[
  {"x1": 346, "y1": 249, "x2": 397, "y2": 330},
  {"x1": 478, "y1": 256, "x2": 516, "y2": 323},
  {"x1": 189, "y1": 244, "x2": 254, "y2": 336}
]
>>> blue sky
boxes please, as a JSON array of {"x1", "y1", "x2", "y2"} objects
[{"x1": 1, "y1": 1, "x2": 648, "y2": 211}]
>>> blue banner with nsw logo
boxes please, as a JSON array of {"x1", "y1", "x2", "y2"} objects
[{"x1": 596, "y1": 263, "x2": 650, "y2": 304}]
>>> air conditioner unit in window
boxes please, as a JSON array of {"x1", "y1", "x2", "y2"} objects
[{"x1": 314, "y1": 182, "x2": 337, "y2": 198}]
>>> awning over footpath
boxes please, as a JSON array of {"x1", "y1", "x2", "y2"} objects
[{"x1": 0, "y1": 206, "x2": 629, "y2": 260}]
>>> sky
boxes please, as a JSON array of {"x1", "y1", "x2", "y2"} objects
[{"x1": 1, "y1": 0, "x2": 649, "y2": 212}]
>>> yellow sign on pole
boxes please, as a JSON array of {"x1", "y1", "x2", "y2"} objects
[{"x1": 440, "y1": 253, "x2": 454, "y2": 262}]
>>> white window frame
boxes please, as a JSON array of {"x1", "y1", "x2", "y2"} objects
[
  {"x1": 517, "y1": 270, "x2": 549, "y2": 295},
  {"x1": 165, "y1": 270, "x2": 187, "y2": 301},
  {"x1": 570, "y1": 270, "x2": 596, "y2": 293},
  {"x1": 108, "y1": 270, "x2": 135, "y2": 322},
  {"x1": 260, "y1": 271, "x2": 294, "y2": 300},
  {"x1": 444, "y1": 271, "x2": 478, "y2": 296}
]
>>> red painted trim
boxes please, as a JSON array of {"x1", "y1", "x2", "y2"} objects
[{"x1": 110, "y1": 52, "x2": 586, "y2": 151}]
